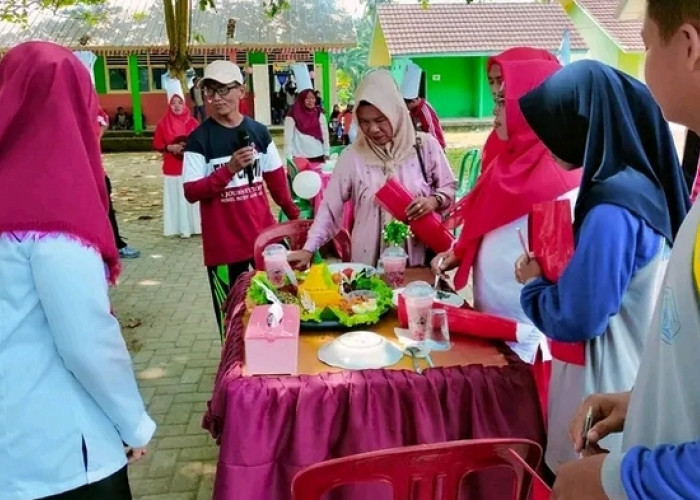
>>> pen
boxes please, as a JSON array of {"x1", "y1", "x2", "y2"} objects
[
  {"x1": 516, "y1": 227, "x2": 530, "y2": 262},
  {"x1": 581, "y1": 406, "x2": 593, "y2": 452}
]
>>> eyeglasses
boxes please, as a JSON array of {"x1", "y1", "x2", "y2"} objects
[{"x1": 202, "y1": 83, "x2": 241, "y2": 98}]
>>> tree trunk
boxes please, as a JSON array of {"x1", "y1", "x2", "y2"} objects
[{"x1": 163, "y1": 0, "x2": 190, "y2": 92}]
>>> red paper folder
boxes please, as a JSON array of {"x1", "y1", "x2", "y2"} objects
[
  {"x1": 375, "y1": 178, "x2": 454, "y2": 253},
  {"x1": 528, "y1": 200, "x2": 585, "y2": 366},
  {"x1": 397, "y1": 294, "x2": 517, "y2": 342}
]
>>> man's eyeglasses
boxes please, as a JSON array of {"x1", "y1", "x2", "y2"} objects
[{"x1": 202, "y1": 83, "x2": 241, "y2": 98}]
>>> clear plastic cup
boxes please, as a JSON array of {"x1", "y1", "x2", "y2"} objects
[
  {"x1": 263, "y1": 243, "x2": 289, "y2": 287},
  {"x1": 403, "y1": 281, "x2": 435, "y2": 342},
  {"x1": 426, "y1": 309, "x2": 451, "y2": 351},
  {"x1": 381, "y1": 246, "x2": 407, "y2": 289}
]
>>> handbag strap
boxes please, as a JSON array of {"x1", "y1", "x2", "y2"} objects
[{"x1": 414, "y1": 135, "x2": 429, "y2": 184}]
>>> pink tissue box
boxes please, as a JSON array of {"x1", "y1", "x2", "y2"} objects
[{"x1": 244, "y1": 305, "x2": 300, "y2": 376}]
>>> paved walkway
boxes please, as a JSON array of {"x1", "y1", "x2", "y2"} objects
[{"x1": 106, "y1": 153, "x2": 219, "y2": 500}]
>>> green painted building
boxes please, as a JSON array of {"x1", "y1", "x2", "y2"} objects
[{"x1": 369, "y1": 3, "x2": 588, "y2": 121}]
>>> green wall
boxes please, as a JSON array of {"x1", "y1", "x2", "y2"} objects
[
  {"x1": 413, "y1": 56, "x2": 492, "y2": 119},
  {"x1": 94, "y1": 56, "x2": 107, "y2": 94},
  {"x1": 313, "y1": 51, "x2": 332, "y2": 108}
]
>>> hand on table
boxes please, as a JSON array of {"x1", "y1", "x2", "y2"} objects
[
  {"x1": 570, "y1": 391, "x2": 631, "y2": 457},
  {"x1": 514, "y1": 252, "x2": 542, "y2": 285},
  {"x1": 431, "y1": 250, "x2": 459, "y2": 277},
  {"x1": 228, "y1": 146, "x2": 255, "y2": 175},
  {"x1": 552, "y1": 454, "x2": 608, "y2": 500},
  {"x1": 406, "y1": 196, "x2": 439, "y2": 221},
  {"x1": 287, "y1": 249, "x2": 313, "y2": 270}
]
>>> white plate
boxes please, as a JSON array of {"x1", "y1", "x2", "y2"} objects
[
  {"x1": 392, "y1": 288, "x2": 465, "y2": 308},
  {"x1": 327, "y1": 263, "x2": 375, "y2": 276},
  {"x1": 318, "y1": 331, "x2": 403, "y2": 370}
]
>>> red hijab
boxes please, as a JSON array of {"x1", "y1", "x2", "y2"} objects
[
  {"x1": 0, "y1": 41, "x2": 120, "y2": 283},
  {"x1": 481, "y1": 48, "x2": 560, "y2": 171},
  {"x1": 158, "y1": 94, "x2": 198, "y2": 145},
  {"x1": 287, "y1": 89, "x2": 324, "y2": 142},
  {"x1": 447, "y1": 58, "x2": 581, "y2": 290}
]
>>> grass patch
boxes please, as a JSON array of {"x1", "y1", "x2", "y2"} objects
[{"x1": 446, "y1": 147, "x2": 469, "y2": 175}]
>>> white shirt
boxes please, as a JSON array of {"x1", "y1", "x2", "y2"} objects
[
  {"x1": 284, "y1": 115, "x2": 330, "y2": 159},
  {"x1": 0, "y1": 233, "x2": 155, "y2": 499}
]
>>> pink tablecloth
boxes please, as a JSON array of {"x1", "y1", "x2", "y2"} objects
[{"x1": 203, "y1": 271, "x2": 546, "y2": 500}]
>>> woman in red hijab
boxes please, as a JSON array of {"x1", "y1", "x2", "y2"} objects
[
  {"x1": 154, "y1": 91, "x2": 201, "y2": 238},
  {"x1": 431, "y1": 55, "x2": 581, "y2": 417},
  {"x1": 481, "y1": 47, "x2": 560, "y2": 172},
  {"x1": 284, "y1": 88, "x2": 330, "y2": 164},
  {"x1": 0, "y1": 41, "x2": 155, "y2": 499}
]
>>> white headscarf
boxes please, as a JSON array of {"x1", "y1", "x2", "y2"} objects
[{"x1": 351, "y1": 69, "x2": 417, "y2": 177}]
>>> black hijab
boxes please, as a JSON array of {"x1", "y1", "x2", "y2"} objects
[{"x1": 519, "y1": 59, "x2": 689, "y2": 244}]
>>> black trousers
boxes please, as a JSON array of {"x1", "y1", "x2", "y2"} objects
[
  {"x1": 105, "y1": 175, "x2": 127, "y2": 250},
  {"x1": 206, "y1": 260, "x2": 253, "y2": 342},
  {"x1": 38, "y1": 466, "x2": 131, "y2": 500}
]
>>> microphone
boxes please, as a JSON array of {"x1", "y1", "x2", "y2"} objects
[{"x1": 237, "y1": 129, "x2": 255, "y2": 185}]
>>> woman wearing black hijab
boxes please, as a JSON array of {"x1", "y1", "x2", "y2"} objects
[{"x1": 513, "y1": 59, "x2": 690, "y2": 471}]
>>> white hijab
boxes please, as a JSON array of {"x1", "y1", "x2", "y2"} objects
[{"x1": 351, "y1": 69, "x2": 417, "y2": 177}]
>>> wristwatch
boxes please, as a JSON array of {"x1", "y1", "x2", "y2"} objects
[{"x1": 432, "y1": 193, "x2": 444, "y2": 208}]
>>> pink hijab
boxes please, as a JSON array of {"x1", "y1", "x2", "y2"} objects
[
  {"x1": 287, "y1": 89, "x2": 324, "y2": 142},
  {"x1": 0, "y1": 41, "x2": 120, "y2": 282}
]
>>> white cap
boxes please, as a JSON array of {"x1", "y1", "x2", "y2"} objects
[
  {"x1": 400, "y1": 62, "x2": 422, "y2": 100},
  {"x1": 202, "y1": 60, "x2": 244, "y2": 86},
  {"x1": 292, "y1": 63, "x2": 313, "y2": 93}
]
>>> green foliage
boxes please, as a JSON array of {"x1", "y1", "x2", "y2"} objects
[
  {"x1": 263, "y1": 0, "x2": 289, "y2": 17},
  {"x1": 382, "y1": 220, "x2": 413, "y2": 247},
  {"x1": 1, "y1": 0, "x2": 105, "y2": 23}
]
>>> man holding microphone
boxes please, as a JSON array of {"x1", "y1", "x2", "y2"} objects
[{"x1": 183, "y1": 60, "x2": 300, "y2": 340}]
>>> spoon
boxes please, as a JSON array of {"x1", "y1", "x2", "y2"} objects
[
  {"x1": 433, "y1": 257, "x2": 444, "y2": 291},
  {"x1": 406, "y1": 347, "x2": 422, "y2": 375}
]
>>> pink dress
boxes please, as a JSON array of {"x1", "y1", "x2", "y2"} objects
[{"x1": 304, "y1": 135, "x2": 456, "y2": 266}]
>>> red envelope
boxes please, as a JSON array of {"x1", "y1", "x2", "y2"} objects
[
  {"x1": 528, "y1": 200, "x2": 585, "y2": 366},
  {"x1": 375, "y1": 178, "x2": 454, "y2": 253},
  {"x1": 397, "y1": 294, "x2": 517, "y2": 342}
]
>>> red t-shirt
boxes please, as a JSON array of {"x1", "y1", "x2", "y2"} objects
[
  {"x1": 411, "y1": 99, "x2": 446, "y2": 149},
  {"x1": 182, "y1": 117, "x2": 300, "y2": 266}
]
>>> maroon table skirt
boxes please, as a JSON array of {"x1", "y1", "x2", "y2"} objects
[{"x1": 203, "y1": 271, "x2": 546, "y2": 500}]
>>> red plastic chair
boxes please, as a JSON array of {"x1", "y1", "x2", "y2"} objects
[
  {"x1": 291, "y1": 438, "x2": 543, "y2": 500},
  {"x1": 253, "y1": 220, "x2": 352, "y2": 270}
]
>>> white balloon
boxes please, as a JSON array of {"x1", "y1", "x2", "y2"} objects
[{"x1": 292, "y1": 170, "x2": 322, "y2": 200}]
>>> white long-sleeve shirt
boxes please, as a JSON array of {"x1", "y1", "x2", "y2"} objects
[
  {"x1": 284, "y1": 114, "x2": 330, "y2": 159},
  {"x1": 0, "y1": 232, "x2": 155, "y2": 500}
]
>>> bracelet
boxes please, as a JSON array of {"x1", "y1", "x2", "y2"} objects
[{"x1": 431, "y1": 193, "x2": 443, "y2": 208}]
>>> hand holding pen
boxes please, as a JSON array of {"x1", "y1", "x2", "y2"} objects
[{"x1": 514, "y1": 227, "x2": 542, "y2": 284}]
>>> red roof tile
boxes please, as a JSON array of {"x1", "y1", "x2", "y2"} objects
[
  {"x1": 376, "y1": 3, "x2": 588, "y2": 56},
  {"x1": 576, "y1": 0, "x2": 644, "y2": 51}
]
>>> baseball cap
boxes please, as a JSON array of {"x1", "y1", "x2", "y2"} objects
[{"x1": 201, "y1": 60, "x2": 244, "y2": 86}]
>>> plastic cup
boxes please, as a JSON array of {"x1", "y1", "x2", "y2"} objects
[
  {"x1": 381, "y1": 246, "x2": 407, "y2": 289},
  {"x1": 426, "y1": 309, "x2": 451, "y2": 351},
  {"x1": 403, "y1": 281, "x2": 435, "y2": 342},
  {"x1": 263, "y1": 243, "x2": 289, "y2": 287}
]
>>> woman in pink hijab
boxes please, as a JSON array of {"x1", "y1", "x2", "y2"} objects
[
  {"x1": 284, "y1": 88, "x2": 330, "y2": 163},
  {"x1": 0, "y1": 42, "x2": 155, "y2": 499},
  {"x1": 154, "y1": 91, "x2": 201, "y2": 238}
]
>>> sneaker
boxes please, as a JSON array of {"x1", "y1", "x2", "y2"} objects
[{"x1": 119, "y1": 246, "x2": 141, "y2": 259}]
